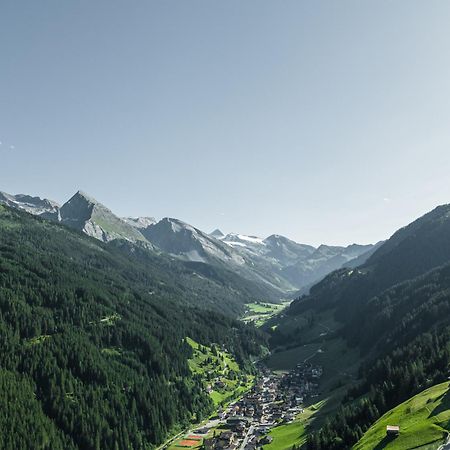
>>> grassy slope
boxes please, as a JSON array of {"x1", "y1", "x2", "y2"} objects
[
  {"x1": 265, "y1": 421, "x2": 307, "y2": 450},
  {"x1": 264, "y1": 402, "x2": 321, "y2": 450},
  {"x1": 354, "y1": 382, "x2": 450, "y2": 450},
  {"x1": 187, "y1": 337, "x2": 254, "y2": 406},
  {"x1": 241, "y1": 301, "x2": 291, "y2": 327}
]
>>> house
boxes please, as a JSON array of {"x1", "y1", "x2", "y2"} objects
[
  {"x1": 223, "y1": 444, "x2": 239, "y2": 450},
  {"x1": 220, "y1": 431, "x2": 234, "y2": 442},
  {"x1": 259, "y1": 436, "x2": 273, "y2": 445},
  {"x1": 386, "y1": 425, "x2": 400, "y2": 436}
]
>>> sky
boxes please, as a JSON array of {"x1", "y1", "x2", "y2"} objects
[{"x1": 2, "y1": 1, "x2": 450, "y2": 246}]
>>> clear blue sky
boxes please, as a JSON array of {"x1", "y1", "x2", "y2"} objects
[{"x1": 2, "y1": 1, "x2": 450, "y2": 246}]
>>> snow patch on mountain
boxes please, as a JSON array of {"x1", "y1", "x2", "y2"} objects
[
  {"x1": 122, "y1": 217, "x2": 156, "y2": 229},
  {"x1": 0, "y1": 191, "x2": 60, "y2": 219}
]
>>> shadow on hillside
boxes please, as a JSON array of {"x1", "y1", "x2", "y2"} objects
[
  {"x1": 373, "y1": 435, "x2": 397, "y2": 449},
  {"x1": 429, "y1": 383, "x2": 450, "y2": 418}
]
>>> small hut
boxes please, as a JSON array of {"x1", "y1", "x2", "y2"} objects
[{"x1": 386, "y1": 425, "x2": 400, "y2": 436}]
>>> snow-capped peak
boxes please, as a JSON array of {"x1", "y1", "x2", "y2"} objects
[{"x1": 122, "y1": 216, "x2": 157, "y2": 229}]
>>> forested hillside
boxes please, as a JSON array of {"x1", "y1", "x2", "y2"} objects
[
  {"x1": 306, "y1": 263, "x2": 450, "y2": 448},
  {"x1": 266, "y1": 204, "x2": 450, "y2": 449},
  {"x1": 0, "y1": 205, "x2": 264, "y2": 450}
]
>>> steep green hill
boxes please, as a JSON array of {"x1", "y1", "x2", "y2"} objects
[
  {"x1": 0, "y1": 205, "x2": 264, "y2": 450},
  {"x1": 354, "y1": 382, "x2": 450, "y2": 450}
]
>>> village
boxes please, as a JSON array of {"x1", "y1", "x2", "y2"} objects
[{"x1": 170, "y1": 362, "x2": 323, "y2": 450}]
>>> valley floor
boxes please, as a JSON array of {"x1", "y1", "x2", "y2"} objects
[
  {"x1": 241, "y1": 301, "x2": 292, "y2": 327},
  {"x1": 162, "y1": 362, "x2": 323, "y2": 450}
]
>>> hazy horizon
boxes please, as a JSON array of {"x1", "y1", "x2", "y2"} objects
[{"x1": 2, "y1": 1, "x2": 450, "y2": 246}]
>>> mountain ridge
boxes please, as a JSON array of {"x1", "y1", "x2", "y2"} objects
[{"x1": 0, "y1": 188, "x2": 376, "y2": 294}]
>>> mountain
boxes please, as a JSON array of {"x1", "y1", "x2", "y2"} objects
[
  {"x1": 0, "y1": 188, "x2": 376, "y2": 297},
  {"x1": 263, "y1": 234, "x2": 316, "y2": 266},
  {"x1": 221, "y1": 233, "x2": 315, "y2": 266},
  {"x1": 59, "y1": 191, "x2": 147, "y2": 243},
  {"x1": 122, "y1": 216, "x2": 157, "y2": 228},
  {"x1": 305, "y1": 261, "x2": 450, "y2": 449},
  {"x1": 141, "y1": 218, "x2": 293, "y2": 296},
  {"x1": 142, "y1": 218, "x2": 245, "y2": 265},
  {"x1": 0, "y1": 191, "x2": 60, "y2": 220},
  {"x1": 220, "y1": 232, "x2": 374, "y2": 292},
  {"x1": 267, "y1": 203, "x2": 450, "y2": 449},
  {"x1": 0, "y1": 204, "x2": 264, "y2": 449},
  {"x1": 111, "y1": 239, "x2": 282, "y2": 314},
  {"x1": 280, "y1": 243, "x2": 374, "y2": 289},
  {"x1": 341, "y1": 240, "x2": 385, "y2": 269},
  {"x1": 286, "y1": 203, "x2": 450, "y2": 322},
  {"x1": 222, "y1": 233, "x2": 266, "y2": 252},
  {"x1": 210, "y1": 228, "x2": 225, "y2": 239}
]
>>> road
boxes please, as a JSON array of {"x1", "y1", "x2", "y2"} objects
[
  {"x1": 438, "y1": 435, "x2": 450, "y2": 450},
  {"x1": 239, "y1": 425, "x2": 254, "y2": 450}
]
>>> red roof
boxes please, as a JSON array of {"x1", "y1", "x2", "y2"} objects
[{"x1": 178, "y1": 440, "x2": 199, "y2": 447}]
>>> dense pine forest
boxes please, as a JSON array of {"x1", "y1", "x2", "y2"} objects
[{"x1": 0, "y1": 205, "x2": 264, "y2": 450}]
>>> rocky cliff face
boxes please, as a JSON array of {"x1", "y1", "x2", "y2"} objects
[{"x1": 59, "y1": 191, "x2": 146, "y2": 242}]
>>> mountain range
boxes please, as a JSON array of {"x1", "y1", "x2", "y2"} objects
[
  {"x1": 4, "y1": 187, "x2": 450, "y2": 449},
  {"x1": 0, "y1": 189, "x2": 377, "y2": 295}
]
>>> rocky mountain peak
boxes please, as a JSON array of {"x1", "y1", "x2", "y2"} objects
[{"x1": 210, "y1": 228, "x2": 225, "y2": 239}]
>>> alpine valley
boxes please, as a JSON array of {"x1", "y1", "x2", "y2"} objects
[{"x1": 3, "y1": 189, "x2": 450, "y2": 450}]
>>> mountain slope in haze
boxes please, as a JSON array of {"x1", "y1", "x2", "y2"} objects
[
  {"x1": 110, "y1": 239, "x2": 283, "y2": 314},
  {"x1": 142, "y1": 219, "x2": 296, "y2": 296},
  {"x1": 342, "y1": 240, "x2": 385, "y2": 269},
  {"x1": 264, "y1": 234, "x2": 316, "y2": 266},
  {"x1": 280, "y1": 243, "x2": 374, "y2": 289},
  {"x1": 143, "y1": 218, "x2": 245, "y2": 265},
  {"x1": 59, "y1": 191, "x2": 147, "y2": 243},
  {"x1": 0, "y1": 204, "x2": 264, "y2": 449},
  {"x1": 222, "y1": 233, "x2": 316, "y2": 266},
  {"x1": 286, "y1": 203, "x2": 450, "y2": 322},
  {"x1": 221, "y1": 230, "x2": 374, "y2": 291}
]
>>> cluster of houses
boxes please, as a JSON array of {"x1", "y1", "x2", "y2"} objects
[
  {"x1": 279, "y1": 362, "x2": 323, "y2": 402},
  {"x1": 200, "y1": 363, "x2": 323, "y2": 450}
]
